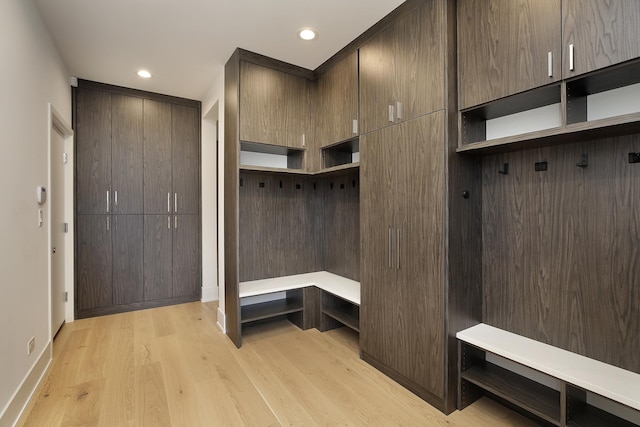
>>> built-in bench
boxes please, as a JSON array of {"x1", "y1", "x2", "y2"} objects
[
  {"x1": 239, "y1": 271, "x2": 360, "y2": 333},
  {"x1": 457, "y1": 323, "x2": 640, "y2": 427}
]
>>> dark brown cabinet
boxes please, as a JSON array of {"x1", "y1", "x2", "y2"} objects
[
  {"x1": 562, "y1": 0, "x2": 640, "y2": 78},
  {"x1": 359, "y1": 0, "x2": 444, "y2": 134},
  {"x1": 239, "y1": 61, "x2": 310, "y2": 148},
  {"x1": 75, "y1": 80, "x2": 201, "y2": 318},
  {"x1": 457, "y1": 0, "x2": 562, "y2": 110},
  {"x1": 360, "y1": 112, "x2": 446, "y2": 402},
  {"x1": 315, "y1": 51, "x2": 359, "y2": 147}
]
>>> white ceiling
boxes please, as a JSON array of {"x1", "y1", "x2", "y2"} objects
[{"x1": 34, "y1": 0, "x2": 405, "y2": 101}]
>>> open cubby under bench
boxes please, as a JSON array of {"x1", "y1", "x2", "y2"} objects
[
  {"x1": 239, "y1": 271, "x2": 360, "y2": 333},
  {"x1": 457, "y1": 323, "x2": 640, "y2": 427}
]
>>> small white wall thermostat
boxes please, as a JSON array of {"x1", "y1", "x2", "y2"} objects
[{"x1": 36, "y1": 186, "x2": 47, "y2": 204}]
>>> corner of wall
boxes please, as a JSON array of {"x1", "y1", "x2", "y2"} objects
[{"x1": 216, "y1": 307, "x2": 226, "y2": 333}]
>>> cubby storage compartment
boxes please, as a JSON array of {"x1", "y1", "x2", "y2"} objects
[
  {"x1": 321, "y1": 137, "x2": 359, "y2": 171},
  {"x1": 320, "y1": 291, "x2": 359, "y2": 333},
  {"x1": 240, "y1": 141, "x2": 306, "y2": 173},
  {"x1": 241, "y1": 289, "x2": 304, "y2": 326}
]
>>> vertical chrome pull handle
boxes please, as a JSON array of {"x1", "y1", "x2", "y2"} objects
[
  {"x1": 396, "y1": 101, "x2": 403, "y2": 120},
  {"x1": 167, "y1": 216, "x2": 171, "y2": 229},
  {"x1": 106, "y1": 216, "x2": 110, "y2": 231},
  {"x1": 174, "y1": 193, "x2": 178, "y2": 213},
  {"x1": 352, "y1": 119, "x2": 358, "y2": 135},
  {"x1": 115, "y1": 215, "x2": 118, "y2": 231},
  {"x1": 396, "y1": 228, "x2": 401, "y2": 270},
  {"x1": 388, "y1": 105, "x2": 394, "y2": 122},
  {"x1": 388, "y1": 227, "x2": 393, "y2": 269},
  {"x1": 174, "y1": 216, "x2": 178, "y2": 229},
  {"x1": 106, "y1": 190, "x2": 109, "y2": 213},
  {"x1": 114, "y1": 190, "x2": 118, "y2": 207},
  {"x1": 167, "y1": 192, "x2": 171, "y2": 213},
  {"x1": 569, "y1": 44, "x2": 575, "y2": 71},
  {"x1": 548, "y1": 52, "x2": 553, "y2": 77},
  {"x1": 302, "y1": 133, "x2": 306, "y2": 147}
]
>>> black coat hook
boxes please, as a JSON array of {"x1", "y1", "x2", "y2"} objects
[
  {"x1": 498, "y1": 163, "x2": 509, "y2": 175},
  {"x1": 576, "y1": 153, "x2": 588, "y2": 168}
]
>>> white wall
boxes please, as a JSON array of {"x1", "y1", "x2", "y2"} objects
[
  {"x1": 201, "y1": 66, "x2": 226, "y2": 331},
  {"x1": 0, "y1": 0, "x2": 71, "y2": 425}
]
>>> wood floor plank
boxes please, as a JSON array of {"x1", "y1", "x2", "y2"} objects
[{"x1": 19, "y1": 302, "x2": 541, "y2": 427}]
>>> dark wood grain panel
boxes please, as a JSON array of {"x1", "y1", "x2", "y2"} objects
[
  {"x1": 395, "y1": 0, "x2": 444, "y2": 120},
  {"x1": 282, "y1": 72, "x2": 310, "y2": 149},
  {"x1": 395, "y1": 113, "x2": 445, "y2": 398},
  {"x1": 76, "y1": 88, "x2": 111, "y2": 214},
  {"x1": 359, "y1": 25, "x2": 395, "y2": 134},
  {"x1": 143, "y1": 99, "x2": 172, "y2": 214},
  {"x1": 111, "y1": 94, "x2": 143, "y2": 214},
  {"x1": 457, "y1": 0, "x2": 561, "y2": 110},
  {"x1": 76, "y1": 215, "x2": 112, "y2": 311},
  {"x1": 143, "y1": 215, "x2": 173, "y2": 301},
  {"x1": 315, "y1": 51, "x2": 359, "y2": 147},
  {"x1": 172, "y1": 214, "x2": 200, "y2": 297},
  {"x1": 224, "y1": 50, "x2": 241, "y2": 347},
  {"x1": 112, "y1": 215, "x2": 143, "y2": 305},
  {"x1": 563, "y1": 0, "x2": 640, "y2": 78},
  {"x1": 171, "y1": 104, "x2": 200, "y2": 215},
  {"x1": 77, "y1": 79, "x2": 200, "y2": 108},
  {"x1": 238, "y1": 49, "x2": 314, "y2": 80},
  {"x1": 322, "y1": 171, "x2": 360, "y2": 281},
  {"x1": 359, "y1": 125, "x2": 395, "y2": 368}
]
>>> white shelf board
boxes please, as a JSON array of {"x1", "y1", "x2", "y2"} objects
[
  {"x1": 239, "y1": 271, "x2": 360, "y2": 305},
  {"x1": 457, "y1": 323, "x2": 640, "y2": 411}
]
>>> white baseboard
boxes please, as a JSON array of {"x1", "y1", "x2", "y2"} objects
[
  {"x1": 0, "y1": 341, "x2": 51, "y2": 427},
  {"x1": 217, "y1": 307, "x2": 225, "y2": 333},
  {"x1": 201, "y1": 285, "x2": 219, "y2": 302}
]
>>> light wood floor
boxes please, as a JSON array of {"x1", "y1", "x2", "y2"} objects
[{"x1": 19, "y1": 302, "x2": 539, "y2": 426}]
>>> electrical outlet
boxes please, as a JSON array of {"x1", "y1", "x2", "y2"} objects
[{"x1": 27, "y1": 337, "x2": 35, "y2": 356}]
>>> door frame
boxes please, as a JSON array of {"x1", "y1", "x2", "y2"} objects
[{"x1": 48, "y1": 103, "x2": 74, "y2": 337}]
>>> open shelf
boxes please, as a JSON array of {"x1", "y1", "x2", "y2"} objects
[
  {"x1": 461, "y1": 362, "x2": 561, "y2": 425},
  {"x1": 321, "y1": 137, "x2": 359, "y2": 169},
  {"x1": 323, "y1": 306, "x2": 359, "y2": 332},
  {"x1": 240, "y1": 298, "x2": 303, "y2": 324},
  {"x1": 320, "y1": 291, "x2": 360, "y2": 333},
  {"x1": 568, "y1": 405, "x2": 639, "y2": 427},
  {"x1": 240, "y1": 140, "x2": 305, "y2": 171}
]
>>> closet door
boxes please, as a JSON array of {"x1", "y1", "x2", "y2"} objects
[
  {"x1": 76, "y1": 89, "x2": 111, "y2": 214},
  {"x1": 144, "y1": 100, "x2": 173, "y2": 214},
  {"x1": 563, "y1": 0, "x2": 640, "y2": 77},
  {"x1": 239, "y1": 62, "x2": 284, "y2": 145},
  {"x1": 172, "y1": 214, "x2": 200, "y2": 297},
  {"x1": 172, "y1": 104, "x2": 200, "y2": 215},
  {"x1": 360, "y1": 125, "x2": 396, "y2": 367},
  {"x1": 394, "y1": 113, "x2": 446, "y2": 398},
  {"x1": 111, "y1": 95, "x2": 143, "y2": 214},
  {"x1": 144, "y1": 215, "x2": 173, "y2": 300},
  {"x1": 77, "y1": 215, "x2": 112, "y2": 311},
  {"x1": 112, "y1": 215, "x2": 144, "y2": 305}
]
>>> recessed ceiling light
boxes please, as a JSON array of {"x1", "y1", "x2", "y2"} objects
[
  {"x1": 137, "y1": 69, "x2": 151, "y2": 78},
  {"x1": 298, "y1": 28, "x2": 317, "y2": 41}
]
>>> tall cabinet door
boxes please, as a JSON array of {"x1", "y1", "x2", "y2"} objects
[
  {"x1": 395, "y1": 113, "x2": 446, "y2": 398},
  {"x1": 360, "y1": 26, "x2": 395, "y2": 134},
  {"x1": 563, "y1": 0, "x2": 640, "y2": 78},
  {"x1": 144, "y1": 215, "x2": 173, "y2": 300},
  {"x1": 112, "y1": 215, "x2": 144, "y2": 305},
  {"x1": 144, "y1": 100, "x2": 173, "y2": 214},
  {"x1": 173, "y1": 214, "x2": 200, "y2": 297},
  {"x1": 76, "y1": 89, "x2": 111, "y2": 214},
  {"x1": 77, "y1": 215, "x2": 112, "y2": 311},
  {"x1": 172, "y1": 104, "x2": 200, "y2": 215},
  {"x1": 111, "y1": 95, "x2": 143, "y2": 214},
  {"x1": 457, "y1": 0, "x2": 561, "y2": 109},
  {"x1": 360, "y1": 125, "x2": 396, "y2": 368}
]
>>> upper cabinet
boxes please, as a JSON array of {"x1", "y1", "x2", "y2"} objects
[
  {"x1": 360, "y1": 0, "x2": 444, "y2": 134},
  {"x1": 457, "y1": 0, "x2": 562, "y2": 110},
  {"x1": 563, "y1": 0, "x2": 640, "y2": 78},
  {"x1": 315, "y1": 51, "x2": 359, "y2": 147},
  {"x1": 240, "y1": 61, "x2": 310, "y2": 148}
]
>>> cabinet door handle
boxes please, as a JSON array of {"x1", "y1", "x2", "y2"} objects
[
  {"x1": 548, "y1": 51, "x2": 553, "y2": 77},
  {"x1": 302, "y1": 133, "x2": 306, "y2": 147},
  {"x1": 388, "y1": 105, "x2": 395, "y2": 122},
  {"x1": 174, "y1": 193, "x2": 178, "y2": 213},
  {"x1": 115, "y1": 215, "x2": 118, "y2": 231},
  {"x1": 396, "y1": 101, "x2": 403, "y2": 120},
  {"x1": 167, "y1": 192, "x2": 171, "y2": 213},
  {"x1": 167, "y1": 216, "x2": 171, "y2": 229},
  {"x1": 106, "y1": 216, "x2": 110, "y2": 231},
  {"x1": 114, "y1": 190, "x2": 118, "y2": 207},
  {"x1": 396, "y1": 228, "x2": 401, "y2": 270},
  {"x1": 569, "y1": 44, "x2": 574, "y2": 71},
  {"x1": 352, "y1": 119, "x2": 358, "y2": 135},
  {"x1": 388, "y1": 227, "x2": 393, "y2": 268},
  {"x1": 174, "y1": 215, "x2": 178, "y2": 229},
  {"x1": 106, "y1": 190, "x2": 109, "y2": 213}
]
